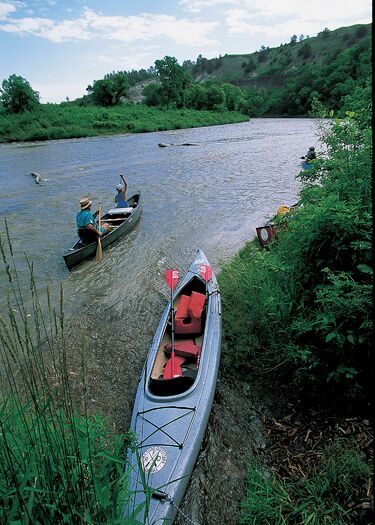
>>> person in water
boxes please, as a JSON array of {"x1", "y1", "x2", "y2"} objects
[
  {"x1": 115, "y1": 174, "x2": 129, "y2": 208},
  {"x1": 76, "y1": 197, "x2": 109, "y2": 244}
]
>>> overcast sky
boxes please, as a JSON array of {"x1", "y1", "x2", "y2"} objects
[{"x1": 0, "y1": 0, "x2": 372, "y2": 103}]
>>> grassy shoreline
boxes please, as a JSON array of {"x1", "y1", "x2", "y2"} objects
[
  {"x1": 217, "y1": 100, "x2": 373, "y2": 523},
  {"x1": 0, "y1": 103, "x2": 249, "y2": 143}
]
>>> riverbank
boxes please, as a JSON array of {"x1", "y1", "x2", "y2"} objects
[
  {"x1": 214, "y1": 98, "x2": 373, "y2": 522},
  {"x1": 0, "y1": 103, "x2": 248, "y2": 143}
]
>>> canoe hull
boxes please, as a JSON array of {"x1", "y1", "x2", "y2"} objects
[
  {"x1": 123, "y1": 249, "x2": 221, "y2": 524},
  {"x1": 63, "y1": 192, "x2": 142, "y2": 269}
]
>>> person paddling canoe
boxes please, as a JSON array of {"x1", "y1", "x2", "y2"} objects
[
  {"x1": 301, "y1": 146, "x2": 316, "y2": 162},
  {"x1": 76, "y1": 197, "x2": 109, "y2": 244},
  {"x1": 115, "y1": 174, "x2": 129, "y2": 208}
]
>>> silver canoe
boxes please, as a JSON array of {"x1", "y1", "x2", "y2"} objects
[
  {"x1": 63, "y1": 192, "x2": 142, "y2": 270},
  {"x1": 123, "y1": 249, "x2": 222, "y2": 524}
]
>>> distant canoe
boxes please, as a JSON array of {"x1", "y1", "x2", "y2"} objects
[
  {"x1": 158, "y1": 142, "x2": 197, "y2": 147},
  {"x1": 123, "y1": 249, "x2": 221, "y2": 524},
  {"x1": 63, "y1": 192, "x2": 142, "y2": 269}
]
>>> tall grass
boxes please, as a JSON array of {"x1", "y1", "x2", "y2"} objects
[
  {"x1": 0, "y1": 224, "x2": 142, "y2": 524},
  {"x1": 0, "y1": 103, "x2": 248, "y2": 143}
]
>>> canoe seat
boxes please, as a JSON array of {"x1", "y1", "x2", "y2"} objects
[
  {"x1": 164, "y1": 340, "x2": 201, "y2": 359},
  {"x1": 175, "y1": 291, "x2": 206, "y2": 335}
]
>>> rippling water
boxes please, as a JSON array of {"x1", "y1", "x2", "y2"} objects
[{"x1": 0, "y1": 118, "x2": 318, "y2": 427}]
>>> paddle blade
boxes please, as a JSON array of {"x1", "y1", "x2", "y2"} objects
[
  {"x1": 165, "y1": 269, "x2": 179, "y2": 290},
  {"x1": 199, "y1": 264, "x2": 212, "y2": 283},
  {"x1": 96, "y1": 238, "x2": 102, "y2": 262},
  {"x1": 163, "y1": 354, "x2": 185, "y2": 379}
]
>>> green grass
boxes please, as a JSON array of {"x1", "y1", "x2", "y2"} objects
[
  {"x1": 0, "y1": 226, "x2": 144, "y2": 524},
  {"x1": 240, "y1": 439, "x2": 371, "y2": 524},
  {"x1": 206, "y1": 23, "x2": 371, "y2": 81},
  {"x1": 0, "y1": 103, "x2": 248, "y2": 143}
]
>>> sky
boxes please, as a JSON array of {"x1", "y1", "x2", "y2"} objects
[{"x1": 0, "y1": 0, "x2": 372, "y2": 103}]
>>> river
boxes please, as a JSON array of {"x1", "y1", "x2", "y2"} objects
[{"x1": 0, "y1": 118, "x2": 318, "y2": 524}]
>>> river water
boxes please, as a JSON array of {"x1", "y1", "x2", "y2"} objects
[{"x1": 0, "y1": 118, "x2": 318, "y2": 523}]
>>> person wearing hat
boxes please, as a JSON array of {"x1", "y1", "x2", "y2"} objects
[
  {"x1": 76, "y1": 198, "x2": 109, "y2": 244},
  {"x1": 304, "y1": 146, "x2": 316, "y2": 162},
  {"x1": 115, "y1": 174, "x2": 129, "y2": 208}
]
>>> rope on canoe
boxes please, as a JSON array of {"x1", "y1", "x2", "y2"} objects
[{"x1": 152, "y1": 490, "x2": 200, "y2": 525}]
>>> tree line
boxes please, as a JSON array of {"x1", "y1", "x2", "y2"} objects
[{"x1": 0, "y1": 28, "x2": 371, "y2": 118}]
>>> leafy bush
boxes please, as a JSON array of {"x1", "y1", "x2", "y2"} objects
[{"x1": 219, "y1": 94, "x2": 372, "y2": 406}]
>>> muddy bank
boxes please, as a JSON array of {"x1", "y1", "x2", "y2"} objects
[{"x1": 174, "y1": 360, "x2": 288, "y2": 525}]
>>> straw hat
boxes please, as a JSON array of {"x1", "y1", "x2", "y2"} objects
[{"x1": 79, "y1": 197, "x2": 92, "y2": 209}]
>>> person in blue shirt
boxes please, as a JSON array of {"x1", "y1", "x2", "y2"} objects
[
  {"x1": 76, "y1": 197, "x2": 109, "y2": 244},
  {"x1": 115, "y1": 174, "x2": 129, "y2": 208}
]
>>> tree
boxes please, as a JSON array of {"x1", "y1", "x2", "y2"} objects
[
  {"x1": 243, "y1": 57, "x2": 257, "y2": 74},
  {"x1": 86, "y1": 71, "x2": 129, "y2": 107},
  {"x1": 290, "y1": 34, "x2": 298, "y2": 45},
  {"x1": 185, "y1": 84, "x2": 208, "y2": 110},
  {"x1": 154, "y1": 56, "x2": 191, "y2": 108},
  {"x1": 182, "y1": 59, "x2": 195, "y2": 71},
  {"x1": 221, "y1": 83, "x2": 244, "y2": 111},
  {"x1": 0, "y1": 74, "x2": 40, "y2": 113},
  {"x1": 205, "y1": 84, "x2": 225, "y2": 110},
  {"x1": 143, "y1": 82, "x2": 166, "y2": 106},
  {"x1": 194, "y1": 54, "x2": 208, "y2": 74},
  {"x1": 241, "y1": 87, "x2": 268, "y2": 117},
  {"x1": 298, "y1": 42, "x2": 313, "y2": 59}
]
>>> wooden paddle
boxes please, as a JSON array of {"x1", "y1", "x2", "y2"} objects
[
  {"x1": 165, "y1": 269, "x2": 179, "y2": 379},
  {"x1": 96, "y1": 203, "x2": 102, "y2": 262}
]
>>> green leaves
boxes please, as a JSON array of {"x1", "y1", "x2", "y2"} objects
[
  {"x1": 87, "y1": 71, "x2": 130, "y2": 107},
  {"x1": 357, "y1": 264, "x2": 372, "y2": 274},
  {"x1": 0, "y1": 74, "x2": 40, "y2": 114}
]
